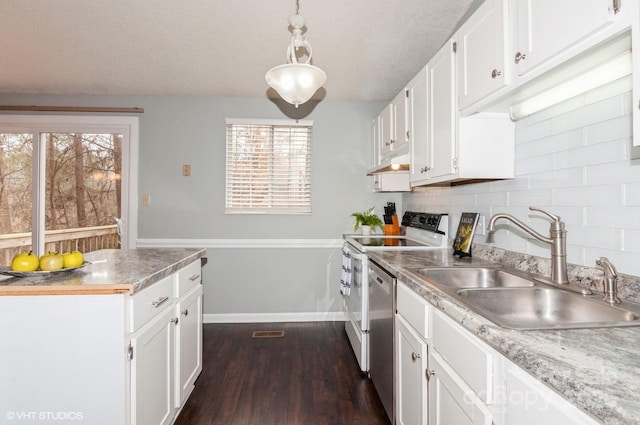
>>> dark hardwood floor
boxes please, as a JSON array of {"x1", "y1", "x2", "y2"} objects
[{"x1": 174, "y1": 322, "x2": 391, "y2": 425}]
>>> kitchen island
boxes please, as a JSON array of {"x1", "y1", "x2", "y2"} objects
[
  {"x1": 369, "y1": 249, "x2": 640, "y2": 425},
  {"x1": 0, "y1": 248, "x2": 206, "y2": 425}
]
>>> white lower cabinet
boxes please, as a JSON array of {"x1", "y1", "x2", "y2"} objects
[
  {"x1": 396, "y1": 280, "x2": 603, "y2": 425},
  {"x1": 128, "y1": 260, "x2": 203, "y2": 425},
  {"x1": 428, "y1": 349, "x2": 493, "y2": 425},
  {"x1": 130, "y1": 283, "x2": 203, "y2": 425},
  {"x1": 175, "y1": 285, "x2": 203, "y2": 407},
  {"x1": 395, "y1": 315, "x2": 428, "y2": 425},
  {"x1": 131, "y1": 307, "x2": 176, "y2": 425}
]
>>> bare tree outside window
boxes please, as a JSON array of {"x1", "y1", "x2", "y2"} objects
[{"x1": 0, "y1": 132, "x2": 122, "y2": 265}]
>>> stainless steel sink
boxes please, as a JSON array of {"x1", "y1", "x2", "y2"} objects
[
  {"x1": 411, "y1": 267, "x2": 536, "y2": 289},
  {"x1": 408, "y1": 265, "x2": 640, "y2": 330},
  {"x1": 455, "y1": 287, "x2": 640, "y2": 330}
]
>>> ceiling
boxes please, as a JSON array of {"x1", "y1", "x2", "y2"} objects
[{"x1": 0, "y1": 0, "x2": 477, "y2": 102}]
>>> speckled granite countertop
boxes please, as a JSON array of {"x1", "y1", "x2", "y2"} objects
[
  {"x1": 368, "y1": 249, "x2": 640, "y2": 425},
  {"x1": 0, "y1": 248, "x2": 206, "y2": 295}
]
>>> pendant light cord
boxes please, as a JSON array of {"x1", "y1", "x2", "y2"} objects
[{"x1": 295, "y1": 0, "x2": 299, "y2": 15}]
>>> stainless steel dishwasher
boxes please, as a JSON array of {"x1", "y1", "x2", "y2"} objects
[{"x1": 368, "y1": 259, "x2": 395, "y2": 423}]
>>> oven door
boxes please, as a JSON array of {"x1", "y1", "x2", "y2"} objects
[{"x1": 342, "y1": 242, "x2": 369, "y2": 332}]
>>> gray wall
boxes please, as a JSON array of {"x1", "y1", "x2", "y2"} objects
[{"x1": 0, "y1": 93, "x2": 399, "y2": 320}]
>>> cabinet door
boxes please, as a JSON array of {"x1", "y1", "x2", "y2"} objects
[
  {"x1": 393, "y1": 90, "x2": 409, "y2": 153},
  {"x1": 379, "y1": 103, "x2": 395, "y2": 157},
  {"x1": 131, "y1": 307, "x2": 175, "y2": 425},
  {"x1": 395, "y1": 315, "x2": 428, "y2": 425},
  {"x1": 457, "y1": 0, "x2": 509, "y2": 110},
  {"x1": 409, "y1": 66, "x2": 429, "y2": 184},
  {"x1": 515, "y1": 0, "x2": 615, "y2": 76},
  {"x1": 428, "y1": 350, "x2": 493, "y2": 425},
  {"x1": 428, "y1": 39, "x2": 457, "y2": 180},
  {"x1": 372, "y1": 117, "x2": 381, "y2": 166},
  {"x1": 175, "y1": 285, "x2": 203, "y2": 407}
]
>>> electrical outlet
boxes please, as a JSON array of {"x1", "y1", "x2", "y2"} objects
[
  {"x1": 182, "y1": 164, "x2": 191, "y2": 176},
  {"x1": 476, "y1": 215, "x2": 486, "y2": 236},
  {"x1": 142, "y1": 193, "x2": 151, "y2": 206}
]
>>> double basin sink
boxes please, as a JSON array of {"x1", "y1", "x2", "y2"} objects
[{"x1": 408, "y1": 266, "x2": 640, "y2": 330}]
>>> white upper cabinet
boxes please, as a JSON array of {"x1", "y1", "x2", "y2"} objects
[
  {"x1": 379, "y1": 103, "x2": 395, "y2": 158},
  {"x1": 379, "y1": 92, "x2": 410, "y2": 159},
  {"x1": 456, "y1": 0, "x2": 510, "y2": 110},
  {"x1": 411, "y1": 38, "x2": 515, "y2": 187},
  {"x1": 427, "y1": 39, "x2": 457, "y2": 181},
  {"x1": 514, "y1": 0, "x2": 616, "y2": 76},
  {"x1": 393, "y1": 89, "x2": 410, "y2": 154},
  {"x1": 409, "y1": 66, "x2": 429, "y2": 184}
]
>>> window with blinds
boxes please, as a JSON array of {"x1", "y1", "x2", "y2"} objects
[{"x1": 225, "y1": 119, "x2": 312, "y2": 214}]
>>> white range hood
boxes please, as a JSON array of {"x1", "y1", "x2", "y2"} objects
[{"x1": 367, "y1": 154, "x2": 410, "y2": 176}]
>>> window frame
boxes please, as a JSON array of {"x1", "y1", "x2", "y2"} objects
[
  {"x1": 225, "y1": 118, "x2": 313, "y2": 215},
  {"x1": 0, "y1": 114, "x2": 139, "y2": 251}
]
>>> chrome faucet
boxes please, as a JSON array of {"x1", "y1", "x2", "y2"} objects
[
  {"x1": 487, "y1": 207, "x2": 576, "y2": 290},
  {"x1": 596, "y1": 257, "x2": 621, "y2": 304}
]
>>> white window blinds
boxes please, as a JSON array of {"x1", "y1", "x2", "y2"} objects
[{"x1": 225, "y1": 119, "x2": 312, "y2": 214}]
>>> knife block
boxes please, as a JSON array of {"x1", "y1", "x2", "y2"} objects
[{"x1": 385, "y1": 214, "x2": 400, "y2": 235}]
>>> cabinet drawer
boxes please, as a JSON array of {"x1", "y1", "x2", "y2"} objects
[
  {"x1": 175, "y1": 261, "x2": 202, "y2": 298},
  {"x1": 130, "y1": 275, "x2": 174, "y2": 332},
  {"x1": 431, "y1": 309, "x2": 494, "y2": 404},
  {"x1": 397, "y1": 282, "x2": 429, "y2": 339}
]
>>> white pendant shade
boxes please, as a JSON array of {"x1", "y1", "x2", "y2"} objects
[
  {"x1": 265, "y1": 63, "x2": 326, "y2": 107},
  {"x1": 265, "y1": 1, "x2": 326, "y2": 108}
]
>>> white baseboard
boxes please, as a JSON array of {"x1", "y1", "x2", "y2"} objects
[{"x1": 203, "y1": 311, "x2": 346, "y2": 323}]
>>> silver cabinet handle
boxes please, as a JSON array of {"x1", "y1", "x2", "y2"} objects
[
  {"x1": 425, "y1": 368, "x2": 435, "y2": 380},
  {"x1": 491, "y1": 69, "x2": 502, "y2": 79},
  {"x1": 151, "y1": 296, "x2": 169, "y2": 308},
  {"x1": 514, "y1": 52, "x2": 526, "y2": 64},
  {"x1": 411, "y1": 352, "x2": 421, "y2": 362},
  {"x1": 181, "y1": 309, "x2": 189, "y2": 316},
  {"x1": 420, "y1": 166, "x2": 430, "y2": 174},
  {"x1": 188, "y1": 274, "x2": 200, "y2": 281},
  {"x1": 171, "y1": 317, "x2": 179, "y2": 325}
]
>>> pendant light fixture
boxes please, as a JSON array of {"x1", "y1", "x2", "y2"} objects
[{"x1": 265, "y1": 0, "x2": 326, "y2": 108}]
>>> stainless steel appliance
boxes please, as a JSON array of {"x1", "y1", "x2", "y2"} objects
[
  {"x1": 341, "y1": 211, "x2": 449, "y2": 422},
  {"x1": 368, "y1": 259, "x2": 396, "y2": 423}
]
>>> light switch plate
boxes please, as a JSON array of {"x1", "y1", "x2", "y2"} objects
[{"x1": 182, "y1": 164, "x2": 191, "y2": 176}]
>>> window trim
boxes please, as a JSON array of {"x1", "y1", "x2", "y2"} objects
[
  {"x1": 0, "y1": 114, "x2": 139, "y2": 250},
  {"x1": 225, "y1": 118, "x2": 313, "y2": 215}
]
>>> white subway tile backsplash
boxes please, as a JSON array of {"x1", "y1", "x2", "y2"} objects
[
  {"x1": 551, "y1": 95, "x2": 625, "y2": 134},
  {"x1": 553, "y1": 139, "x2": 624, "y2": 169},
  {"x1": 586, "y1": 161, "x2": 639, "y2": 185},
  {"x1": 515, "y1": 118, "x2": 553, "y2": 144},
  {"x1": 584, "y1": 75, "x2": 632, "y2": 106},
  {"x1": 516, "y1": 129, "x2": 583, "y2": 159},
  {"x1": 555, "y1": 185, "x2": 622, "y2": 206},
  {"x1": 585, "y1": 115, "x2": 632, "y2": 145},
  {"x1": 516, "y1": 154, "x2": 554, "y2": 175},
  {"x1": 404, "y1": 81, "x2": 637, "y2": 276},
  {"x1": 585, "y1": 206, "x2": 640, "y2": 228},
  {"x1": 508, "y1": 189, "x2": 552, "y2": 207},
  {"x1": 528, "y1": 168, "x2": 584, "y2": 190},
  {"x1": 622, "y1": 229, "x2": 640, "y2": 253},
  {"x1": 567, "y1": 225, "x2": 622, "y2": 250},
  {"x1": 624, "y1": 183, "x2": 640, "y2": 206}
]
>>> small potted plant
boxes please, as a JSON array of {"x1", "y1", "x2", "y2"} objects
[{"x1": 351, "y1": 207, "x2": 384, "y2": 235}]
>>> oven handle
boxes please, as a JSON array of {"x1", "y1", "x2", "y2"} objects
[{"x1": 343, "y1": 243, "x2": 367, "y2": 262}]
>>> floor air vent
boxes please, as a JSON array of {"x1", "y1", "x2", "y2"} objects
[{"x1": 251, "y1": 330, "x2": 285, "y2": 338}]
